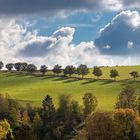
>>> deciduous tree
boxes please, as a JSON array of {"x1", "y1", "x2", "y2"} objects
[
  {"x1": 93, "y1": 67, "x2": 103, "y2": 79},
  {"x1": 116, "y1": 85, "x2": 135, "y2": 109},
  {"x1": 53, "y1": 64, "x2": 62, "y2": 76},
  {"x1": 63, "y1": 65, "x2": 76, "y2": 77},
  {"x1": 6, "y1": 63, "x2": 14, "y2": 71},
  {"x1": 40, "y1": 65, "x2": 47, "y2": 75},
  {"x1": 77, "y1": 64, "x2": 89, "y2": 79},
  {"x1": 130, "y1": 71, "x2": 139, "y2": 81},
  {"x1": 83, "y1": 93, "x2": 98, "y2": 118},
  {"x1": 0, "y1": 61, "x2": 4, "y2": 70},
  {"x1": 26, "y1": 64, "x2": 37, "y2": 74},
  {"x1": 110, "y1": 69, "x2": 119, "y2": 80}
]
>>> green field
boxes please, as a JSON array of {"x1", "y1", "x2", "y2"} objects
[{"x1": 0, "y1": 65, "x2": 140, "y2": 111}]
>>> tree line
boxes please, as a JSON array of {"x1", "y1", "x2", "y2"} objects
[
  {"x1": 0, "y1": 61, "x2": 139, "y2": 80},
  {"x1": 0, "y1": 86, "x2": 140, "y2": 140}
]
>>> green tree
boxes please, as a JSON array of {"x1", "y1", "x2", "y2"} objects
[
  {"x1": 132, "y1": 93, "x2": 140, "y2": 114},
  {"x1": 26, "y1": 103, "x2": 35, "y2": 122},
  {"x1": 40, "y1": 65, "x2": 47, "y2": 75},
  {"x1": 26, "y1": 64, "x2": 37, "y2": 74},
  {"x1": 20, "y1": 62, "x2": 28, "y2": 71},
  {"x1": 0, "y1": 61, "x2": 4, "y2": 70},
  {"x1": 53, "y1": 64, "x2": 62, "y2": 76},
  {"x1": 0, "y1": 94, "x2": 9, "y2": 120},
  {"x1": 14, "y1": 62, "x2": 22, "y2": 71},
  {"x1": 63, "y1": 65, "x2": 76, "y2": 77},
  {"x1": 77, "y1": 64, "x2": 89, "y2": 79},
  {"x1": 13, "y1": 124, "x2": 36, "y2": 140},
  {"x1": 130, "y1": 71, "x2": 139, "y2": 81},
  {"x1": 57, "y1": 95, "x2": 71, "y2": 120},
  {"x1": 6, "y1": 63, "x2": 14, "y2": 71},
  {"x1": 93, "y1": 67, "x2": 103, "y2": 79},
  {"x1": 33, "y1": 112, "x2": 42, "y2": 140},
  {"x1": 83, "y1": 93, "x2": 98, "y2": 118},
  {"x1": 8, "y1": 108, "x2": 21, "y2": 126},
  {"x1": 116, "y1": 85, "x2": 135, "y2": 109},
  {"x1": 57, "y1": 95, "x2": 82, "y2": 139},
  {"x1": 41, "y1": 95, "x2": 56, "y2": 140},
  {"x1": 0, "y1": 119, "x2": 14, "y2": 140},
  {"x1": 110, "y1": 69, "x2": 119, "y2": 80},
  {"x1": 65, "y1": 100, "x2": 82, "y2": 139}
]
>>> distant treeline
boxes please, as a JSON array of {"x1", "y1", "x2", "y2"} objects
[
  {"x1": 0, "y1": 86, "x2": 140, "y2": 140},
  {"x1": 0, "y1": 61, "x2": 139, "y2": 80}
]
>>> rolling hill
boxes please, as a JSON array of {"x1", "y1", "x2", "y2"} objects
[{"x1": 0, "y1": 65, "x2": 140, "y2": 111}]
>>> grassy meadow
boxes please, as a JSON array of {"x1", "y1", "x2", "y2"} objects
[{"x1": 0, "y1": 65, "x2": 140, "y2": 111}]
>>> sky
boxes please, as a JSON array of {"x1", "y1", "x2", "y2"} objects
[{"x1": 0, "y1": 0, "x2": 140, "y2": 68}]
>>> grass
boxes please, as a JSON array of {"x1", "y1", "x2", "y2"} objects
[{"x1": 0, "y1": 65, "x2": 140, "y2": 111}]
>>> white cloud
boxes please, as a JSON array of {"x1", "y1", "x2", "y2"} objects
[
  {"x1": 95, "y1": 10, "x2": 140, "y2": 55},
  {"x1": 128, "y1": 41, "x2": 134, "y2": 49},
  {"x1": 0, "y1": 19, "x2": 110, "y2": 68},
  {"x1": 103, "y1": 0, "x2": 123, "y2": 11},
  {"x1": 1, "y1": 17, "x2": 140, "y2": 69}
]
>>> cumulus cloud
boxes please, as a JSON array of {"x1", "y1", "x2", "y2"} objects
[
  {"x1": 0, "y1": 0, "x2": 140, "y2": 17},
  {"x1": 0, "y1": 19, "x2": 110, "y2": 68},
  {"x1": 95, "y1": 10, "x2": 140, "y2": 55},
  {"x1": 1, "y1": 10, "x2": 140, "y2": 68}
]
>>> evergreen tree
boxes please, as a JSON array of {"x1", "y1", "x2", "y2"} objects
[
  {"x1": 33, "y1": 112, "x2": 42, "y2": 140},
  {"x1": 41, "y1": 95, "x2": 56, "y2": 140},
  {"x1": 13, "y1": 124, "x2": 36, "y2": 140},
  {"x1": 26, "y1": 103, "x2": 35, "y2": 122}
]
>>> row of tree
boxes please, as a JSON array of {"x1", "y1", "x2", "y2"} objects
[
  {"x1": 0, "y1": 61, "x2": 139, "y2": 80},
  {"x1": 0, "y1": 86, "x2": 140, "y2": 140},
  {"x1": 0, "y1": 61, "x2": 37, "y2": 74}
]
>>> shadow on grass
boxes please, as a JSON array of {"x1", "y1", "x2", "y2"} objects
[
  {"x1": 81, "y1": 79, "x2": 98, "y2": 85},
  {"x1": 3, "y1": 71, "x2": 32, "y2": 77},
  {"x1": 52, "y1": 77, "x2": 68, "y2": 81},
  {"x1": 63, "y1": 79, "x2": 79, "y2": 83},
  {"x1": 100, "y1": 80, "x2": 114, "y2": 85},
  {"x1": 2, "y1": 72, "x2": 17, "y2": 77},
  {"x1": 41, "y1": 75, "x2": 56, "y2": 80},
  {"x1": 121, "y1": 79, "x2": 140, "y2": 86}
]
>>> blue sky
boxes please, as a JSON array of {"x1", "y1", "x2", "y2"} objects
[
  {"x1": 0, "y1": 0, "x2": 140, "y2": 67},
  {"x1": 27, "y1": 12, "x2": 118, "y2": 44}
]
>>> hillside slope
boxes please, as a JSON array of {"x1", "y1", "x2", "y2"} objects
[{"x1": 0, "y1": 66, "x2": 140, "y2": 110}]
